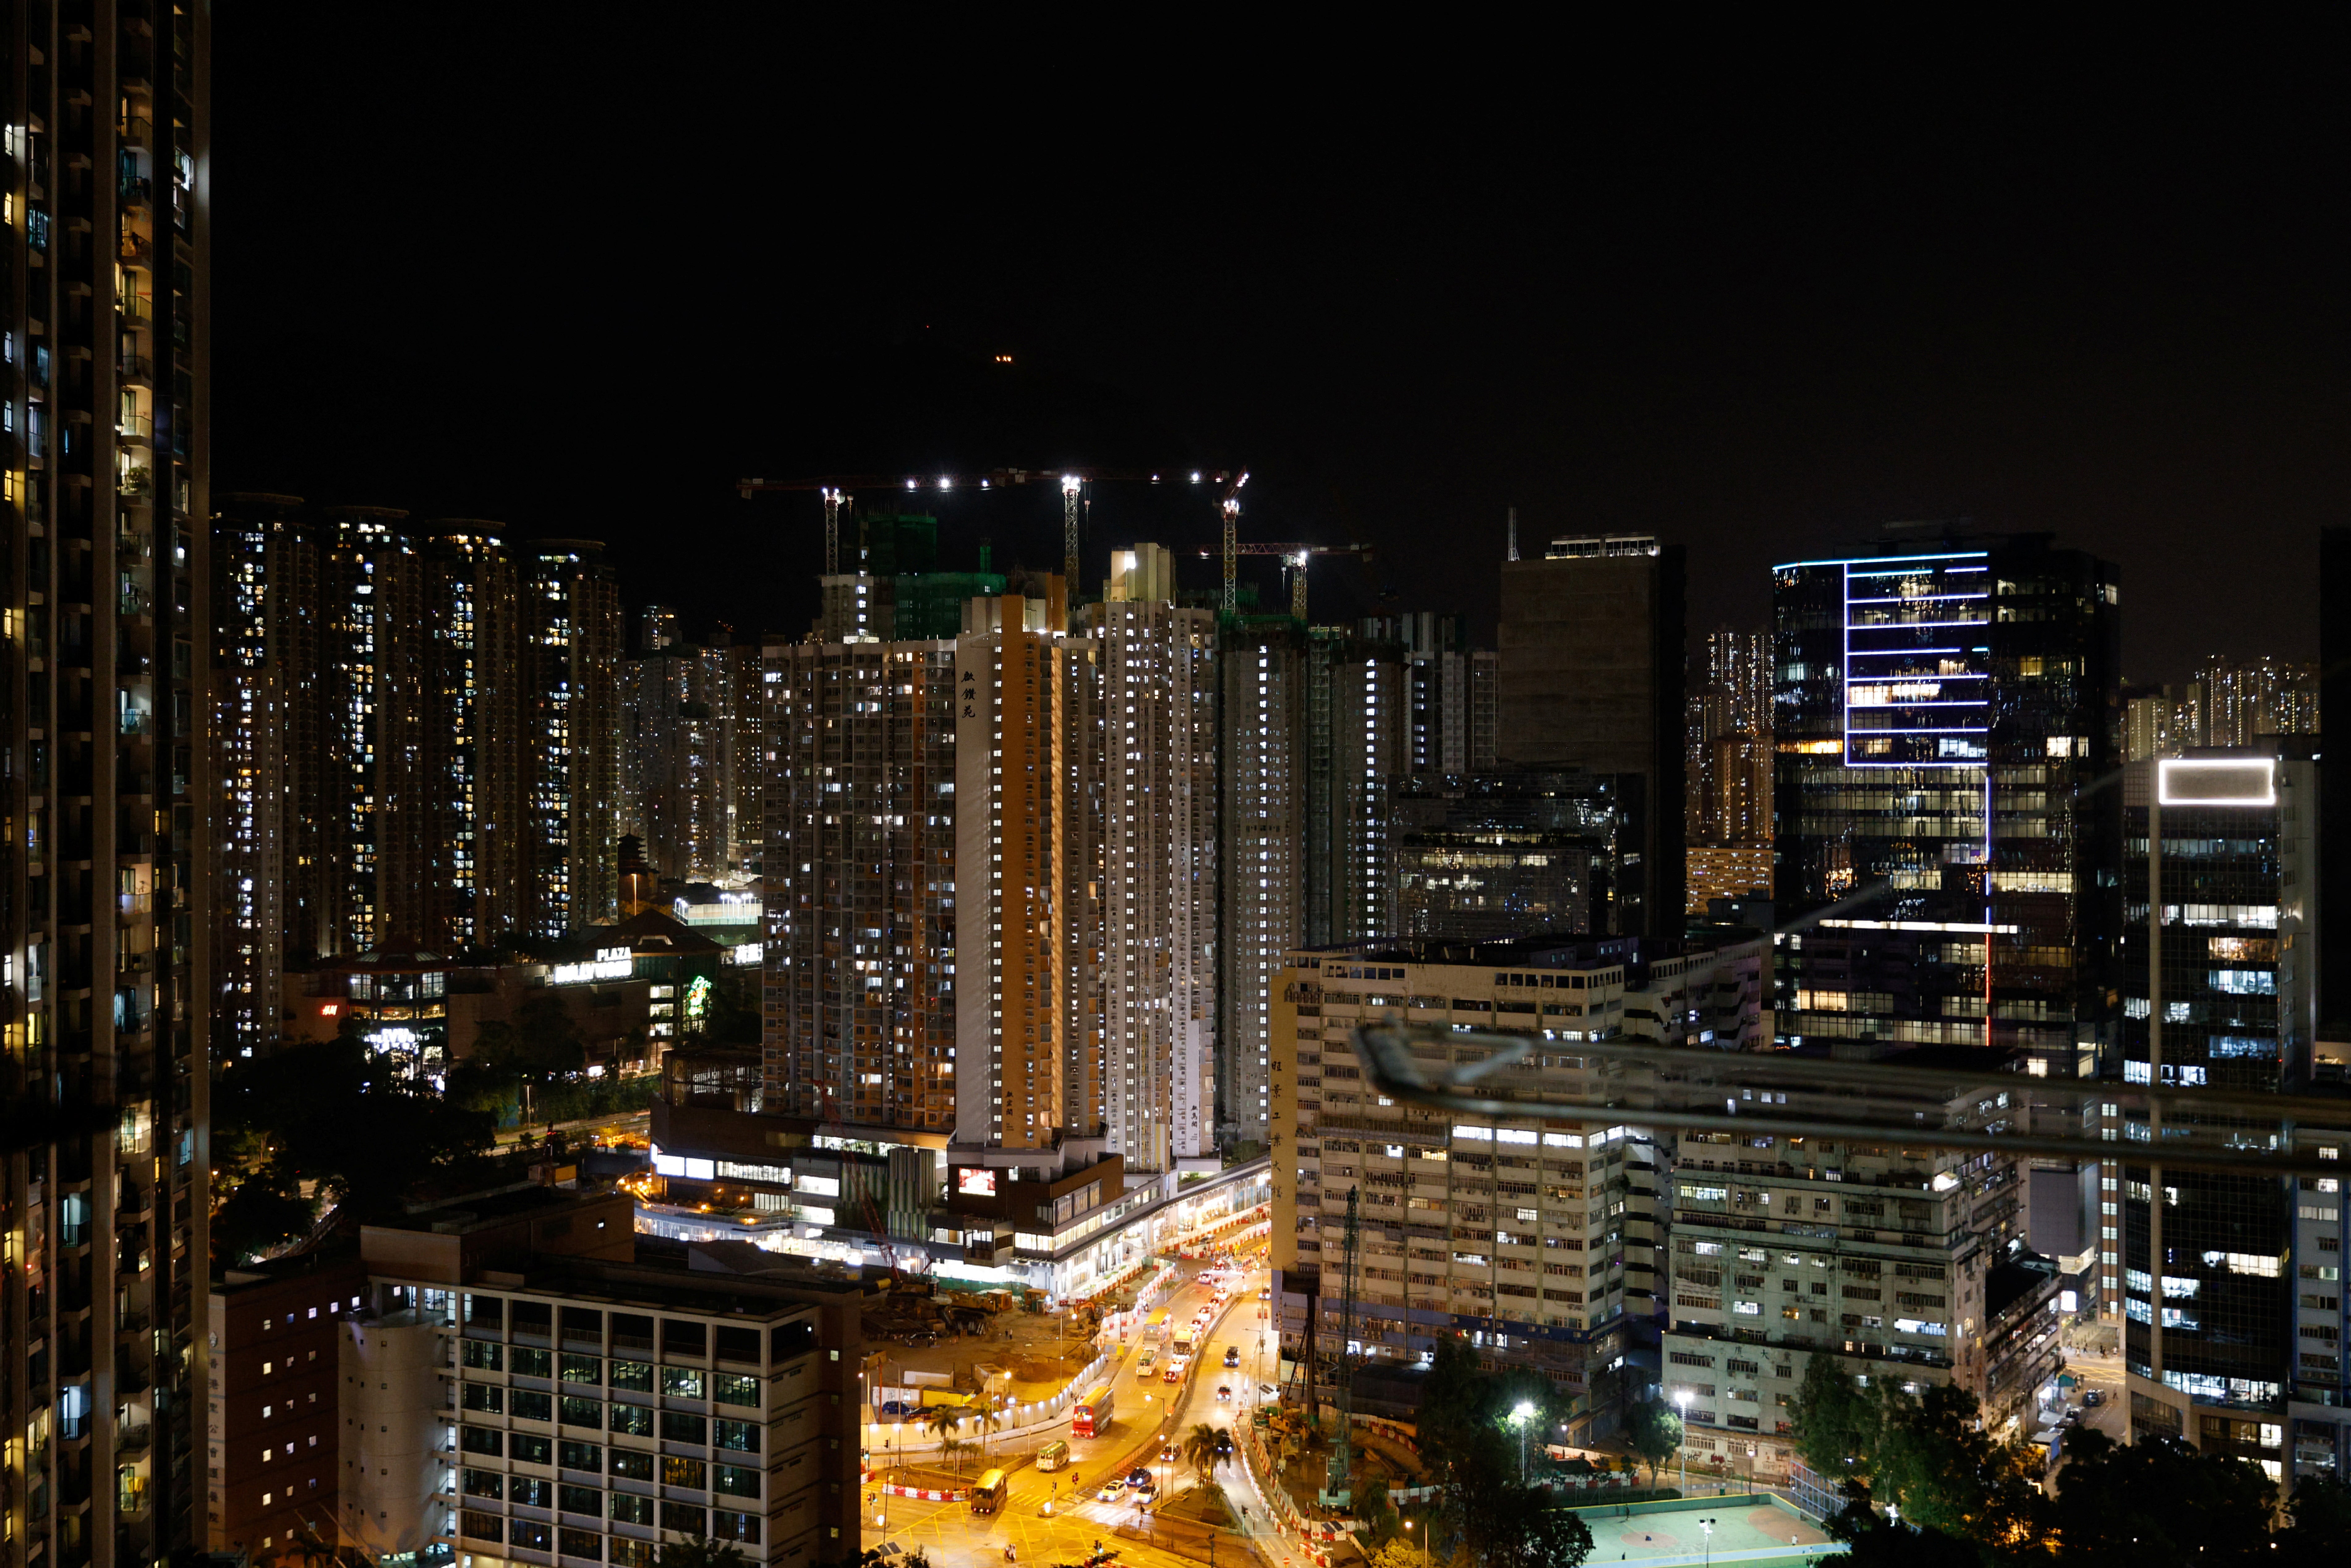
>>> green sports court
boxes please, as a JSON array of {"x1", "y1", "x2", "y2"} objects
[{"x1": 1571, "y1": 1494, "x2": 1836, "y2": 1566}]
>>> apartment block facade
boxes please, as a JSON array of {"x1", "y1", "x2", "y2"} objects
[
  {"x1": 1217, "y1": 616, "x2": 1308, "y2": 1148},
  {"x1": 622, "y1": 633, "x2": 759, "y2": 886},
  {"x1": 210, "y1": 505, "x2": 621, "y2": 1054},
  {"x1": 760, "y1": 637, "x2": 960, "y2": 1132},
  {"x1": 1271, "y1": 940, "x2": 1676, "y2": 1444},
  {"x1": 1079, "y1": 545, "x2": 1218, "y2": 1167},
  {"x1": 2, "y1": 5, "x2": 215, "y2": 1564},
  {"x1": 1662, "y1": 1089, "x2": 2055, "y2": 1480}
]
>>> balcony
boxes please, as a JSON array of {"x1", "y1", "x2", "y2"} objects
[
  {"x1": 118, "y1": 231, "x2": 151, "y2": 266},
  {"x1": 117, "y1": 355, "x2": 153, "y2": 384},
  {"x1": 116, "y1": 413, "x2": 151, "y2": 444}
]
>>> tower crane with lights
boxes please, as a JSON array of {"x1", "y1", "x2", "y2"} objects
[
  {"x1": 738, "y1": 467, "x2": 1247, "y2": 593},
  {"x1": 1198, "y1": 542, "x2": 1372, "y2": 620}
]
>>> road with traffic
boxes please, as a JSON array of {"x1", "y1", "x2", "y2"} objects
[{"x1": 868, "y1": 1258, "x2": 1281, "y2": 1568}]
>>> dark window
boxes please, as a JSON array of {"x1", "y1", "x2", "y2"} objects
[
  {"x1": 559, "y1": 1441, "x2": 602, "y2": 1473},
  {"x1": 511, "y1": 1522, "x2": 552, "y2": 1552},
  {"x1": 464, "y1": 1295, "x2": 504, "y2": 1331},
  {"x1": 560, "y1": 1395, "x2": 602, "y2": 1429},
  {"x1": 659, "y1": 1503, "x2": 706, "y2": 1536},
  {"x1": 461, "y1": 1469, "x2": 504, "y2": 1500},
  {"x1": 662, "y1": 1457, "x2": 707, "y2": 1490},
  {"x1": 512, "y1": 1391, "x2": 554, "y2": 1423},
  {"x1": 771, "y1": 1321, "x2": 816, "y2": 1359},
  {"x1": 713, "y1": 1419, "x2": 758, "y2": 1454},
  {"x1": 609, "y1": 1404, "x2": 653, "y2": 1437},
  {"x1": 661, "y1": 1412, "x2": 708, "y2": 1445},
  {"x1": 609, "y1": 1360, "x2": 654, "y2": 1393},
  {"x1": 460, "y1": 1511, "x2": 503, "y2": 1544},
  {"x1": 713, "y1": 1465, "x2": 760, "y2": 1500},
  {"x1": 561, "y1": 1354, "x2": 602, "y2": 1385},
  {"x1": 511, "y1": 1434, "x2": 554, "y2": 1466},
  {"x1": 512, "y1": 1300, "x2": 555, "y2": 1340},
  {"x1": 714, "y1": 1325, "x2": 760, "y2": 1364},
  {"x1": 511, "y1": 1478, "x2": 551, "y2": 1508},
  {"x1": 608, "y1": 1492, "x2": 652, "y2": 1525},
  {"x1": 608, "y1": 1450, "x2": 655, "y2": 1483},
  {"x1": 558, "y1": 1484, "x2": 601, "y2": 1516},
  {"x1": 512, "y1": 1348, "x2": 553, "y2": 1379},
  {"x1": 459, "y1": 1427, "x2": 503, "y2": 1458},
  {"x1": 562, "y1": 1306, "x2": 604, "y2": 1346},
  {"x1": 662, "y1": 1320, "x2": 707, "y2": 1359},
  {"x1": 711, "y1": 1510, "x2": 760, "y2": 1545},
  {"x1": 461, "y1": 1383, "x2": 504, "y2": 1414},
  {"x1": 612, "y1": 1313, "x2": 655, "y2": 1353},
  {"x1": 612, "y1": 1540, "x2": 651, "y2": 1568},
  {"x1": 462, "y1": 1341, "x2": 504, "y2": 1372},
  {"x1": 559, "y1": 1528, "x2": 603, "y2": 1561}
]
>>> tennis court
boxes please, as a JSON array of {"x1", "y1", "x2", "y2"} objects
[{"x1": 1575, "y1": 1494, "x2": 1834, "y2": 1565}]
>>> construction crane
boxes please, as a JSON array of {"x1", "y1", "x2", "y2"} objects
[
  {"x1": 738, "y1": 468, "x2": 1247, "y2": 593},
  {"x1": 1197, "y1": 542, "x2": 1372, "y2": 620}
]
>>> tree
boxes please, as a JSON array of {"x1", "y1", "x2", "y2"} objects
[
  {"x1": 2050, "y1": 1427, "x2": 2276, "y2": 1562},
  {"x1": 1183, "y1": 1422, "x2": 1226, "y2": 1492},
  {"x1": 1867, "y1": 1383, "x2": 2044, "y2": 1549},
  {"x1": 1355, "y1": 1475, "x2": 1398, "y2": 1548},
  {"x1": 2280, "y1": 1472, "x2": 2351, "y2": 1558},
  {"x1": 653, "y1": 1531, "x2": 748, "y2": 1568},
  {"x1": 463, "y1": 992, "x2": 589, "y2": 1118},
  {"x1": 210, "y1": 1167, "x2": 317, "y2": 1264},
  {"x1": 1623, "y1": 1397, "x2": 1683, "y2": 1488},
  {"x1": 1439, "y1": 1425, "x2": 1592, "y2": 1568},
  {"x1": 1790, "y1": 1351, "x2": 1877, "y2": 1481},
  {"x1": 1368, "y1": 1542, "x2": 1423, "y2": 1568}
]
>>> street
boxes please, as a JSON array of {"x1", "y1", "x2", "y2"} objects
[{"x1": 868, "y1": 1256, "x2": 1283, "y2": 1568}]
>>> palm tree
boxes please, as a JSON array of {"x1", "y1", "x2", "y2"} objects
[
  {"x1": 1183, "y1": 1421, "x2": 1225, "y2": 1493},
  {"x1": 938, "y1": 1435, "x2": 974, "y2": 1476},
  {"x1": 971, "y1": 1398, "x2": 1004, "y2": 1464},
  {"x1": 919, "y1": 1402, "x2": 965, "y2": 1451}
]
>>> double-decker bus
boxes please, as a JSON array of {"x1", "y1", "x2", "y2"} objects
[{"x1": 1071, "y1": 1384, "x2": 1116, "y2": 1438}]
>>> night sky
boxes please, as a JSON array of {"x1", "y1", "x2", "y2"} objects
[{"x1": 212, "y1": 21, "x2": 2350, "y2": 681}]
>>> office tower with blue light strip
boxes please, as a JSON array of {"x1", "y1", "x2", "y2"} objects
[{"x1": 1771, "y1": 533, "x2": 2123, "y2": 1072}]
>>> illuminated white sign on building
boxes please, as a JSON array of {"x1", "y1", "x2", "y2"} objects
[
  {"x1": 2157, "y1": 757, "x2": 2276, "y2": 808},
  {"x1": 551, "y1": 946, "x2": 634, "y2": 985}
]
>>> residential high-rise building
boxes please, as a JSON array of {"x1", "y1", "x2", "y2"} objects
[
  {"x1": 1498, "y1": 535, "x2": 1686, "y2": 936},
  {"x1": 213, "y1": 494, "x2": 301, "y2": 1059},
  {"x1": 1218, "y1": 615, "x2": 1309, "y2": 1149},
  {"x1": 2119, "y1": 752, "x2": 2315, "y2": 1477},
  {"x1": 2323, "y1": 527, "x2": 2351, "y2": 1037},
  {"x1": 1687, "y1": 626, "x2": 1774, "y2": 854},
  {"x1": 1771, "y1": 533, "x2": 2123, "y2": 1071},
  {"x1": 2199, "y1": 654, "x2": 2319, "y2": 748},
  {"x1": 4, "y1": 6, "x2": 215, "y2": 1562},
  {"x1": 421, "y1": 525, "x2": 525, "y2": 948},
  {"x1": 622, "y1": 632, "x2": 757, "y2": 885},
  {"x1": 954, "y1": 582, "x2": 1112, "y2": 1154},
  {"x1": 640, "y1": 601, "x2": 680, "y2": 651},
  {"x1": 522, "y1": 541, "x2": 622, "y2": 936},
  {"x1": 1303, "y1": 626, "x2": 1407, "y2": 948},
  {"x1": 1389, "y1": 771, "x2": 1631, "y2": 941},
  {"x1": 1359, "y1": 612, "x2": 1497, "y2": 774},
  {"x1": 761, "y1": 635, "x2": 960, "y2": 1132},
  {"x1": 1080, "y1": 545, "x2": 1218, "y2": 1167}
]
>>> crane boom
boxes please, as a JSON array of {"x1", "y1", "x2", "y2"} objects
[{"x1": 1195, "y1": 542, "x2": 1372, "y2": 620}]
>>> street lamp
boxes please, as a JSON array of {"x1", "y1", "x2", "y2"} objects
[
  {"x1": 1673, "y1": 1390, "x2": 1691, "y2": 1496},
  {"x1": 1404, "y1": 1518, "x2": 1427, "y2": 1568},
  {"x1": 1700, "y1": 1516, "x2": 1715, "y2": 1568},
  {"x1": 1510, "y1": 1400, "x2": 1536, "y2": 1482}
]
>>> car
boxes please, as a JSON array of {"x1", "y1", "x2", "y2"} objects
[
  {"x1": 1259, "y1": 1287, "x2": 1271, "y2": 1301},
  {"x1": 1217, "y1": 1385, "x2": 1232, "y2": 1401},
  {"x1": 2082, "y1": 1389, "x2": 2105, "y2": 1407},
  {"x1": 1224, "y1": 1347, "x2": 1241, "y2": 1368},
  {"x1": 1165, "y1": 1365, "x2": 1182, "y2": 1383},
  {"x1": 1197, "y1": 1272, "x2": 1214, "y2": 1285},
  {"x1": 1130, "y1": 1476, "x2": 1158, "y2": 1499},
  {"x1": 1160, "y1": 1444, "x2": 1178, "y2": 1464},
  {"x1": 879, "y1": 1400, "x2": 914, "y2": 1417},
  {"x1": 1127, "y1": 1468, "x2": 1155, "y2": 1490},
  {"x1": 1098, "y1": 1484, "x2": 1125, "y2": 1503}
]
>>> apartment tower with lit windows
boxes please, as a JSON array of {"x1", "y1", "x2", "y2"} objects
[
  {"x1": 2, "y1": 4, "x2": 214, "y2": 1562},
  {"x1": 1076, "y1": 544, "x2": 1218, "y2": 1167},
  {"x1": 1218, "y1": 614, "x2": 1308, "y2": 1148}
]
